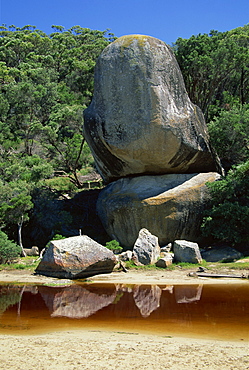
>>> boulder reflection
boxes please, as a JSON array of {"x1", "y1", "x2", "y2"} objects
[
  {"x1": 133, "y1": 285, "x2": 162, "y2": 317},
  {"x1": 40, "y1": 285, "x2": 117, "y2": 318},
  {"x1": 38, "y1": 283, "x2": 203, "y2": 319}
]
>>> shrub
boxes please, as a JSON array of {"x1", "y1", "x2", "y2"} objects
[
  {"x1": 201, "y1": 161, "x2": 249, "y2": 245},
  {"x1": 0, "y1": 231, "x2": 21, "y2": 264},
  {"x1": 105, "y1": 240, "x2": 123, "y2": 252}
]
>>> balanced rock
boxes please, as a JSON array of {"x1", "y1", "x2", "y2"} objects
[
  {"x1": 35, "y1": 235, "x2": 116, "y2": 279},
  {"x1": 84, "y1": 34, "x2": 221, "y2": 183},
  {"x1": 173, "y1": 240, "x2": 202, "y2": 264},
  {"x1": 133, "y1": 228, "x2": 161, "y2": 265},
  {"x1": 97, "y1": 172, "x2": 220, "y2": 248}
]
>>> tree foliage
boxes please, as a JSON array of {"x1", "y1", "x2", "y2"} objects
[
  {"x1": 0, "y1": 23, "x2": 248, "y2": 249},
  {"x1": 173, "y1": 25, "x2": 249, "y2": 120},
  {"x1": 0, "y1": 25, "x2": 113, "y2": 184},
  {"x1": 207, "y1": 104, "x2": 249, "y2": 170},
  {"x1": 0, "y1": 25, "x2": 113, "y2": 247},
  {"x1": 201, "y1": 161, "x2": 249, "y2": 245},
  {"x1": 0, "y1": 230, "x2": 21, "y2": 263}
]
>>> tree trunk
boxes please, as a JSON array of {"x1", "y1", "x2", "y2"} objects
[{"x1": 18, "y1": 216, "x2": 26, "y2": 257}]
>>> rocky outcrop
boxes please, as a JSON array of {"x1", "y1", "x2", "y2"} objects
[
  {"x1": 173, "y1": 240, "x2": 202, "y2": 264},
  {"x1": 133, "y1": 229, "x2": 161, "y2": 265},
  {"x1": 97, "y1": 172, "x2": 220, "y2": 248},
  {"x1": 35, "y1": 235, "x2": 116, "y2": 279},
  {"x1": 84, "y1": 35, "x2": 222, "y2": 184}
]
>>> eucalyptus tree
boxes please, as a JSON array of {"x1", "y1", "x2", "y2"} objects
[{"x1": 173, "y1": 25, "x2": 249, "y2": 119}]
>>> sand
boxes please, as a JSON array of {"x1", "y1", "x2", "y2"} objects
[{"x1": 0, "y1": 269, "x2": 249, "y2": 370}]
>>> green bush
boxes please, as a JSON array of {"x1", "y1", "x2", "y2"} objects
[
  {"x1": 201, "y1": 161, "x2": 249, "y2": 245},
  {"x1": 0, "y1": 231, "x2": 21, "y2": 264},
  {"x1": 105, "y1": 240, "x2": 123, "y2": 252}
]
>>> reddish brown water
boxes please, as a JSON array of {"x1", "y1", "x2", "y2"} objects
[{"x1": 0, "y1": 282, "x2": 248, "y2": 340}]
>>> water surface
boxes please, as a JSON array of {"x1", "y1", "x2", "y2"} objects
[{"x1": 0, "y1": 282, "x2": 248, "y2": 340}]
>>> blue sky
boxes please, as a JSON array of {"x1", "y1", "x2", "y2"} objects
[{"x1": 0, "y1": 0, "x2": 248, "y2": 45}]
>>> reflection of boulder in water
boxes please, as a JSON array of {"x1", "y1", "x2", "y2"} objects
[
  {"x1": 174, "y1": 285, "x2": 203, "y2": 304},
  {"x1": 133, "y1": 285, "x2": 162, "y2": 318},
  {"x1": 40, "y1": 285, "x2": 117, "y2": 318}
]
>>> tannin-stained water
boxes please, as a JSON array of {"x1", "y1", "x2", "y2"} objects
[{"x1": 0, "y1": 282, "x2": 248, "y2": 340}]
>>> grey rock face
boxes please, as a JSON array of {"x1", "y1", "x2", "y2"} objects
[
  {"x1": 173, "y1": 240, "x2": 202, "y2": 264},
  {"x1": 201, "y1": 246, "x2": 243, "y2": 262},
  {"x1": 133, "y1": 228, "x2": 161, "y2": 265},
  {"x1": 97, "y1": 172, "x2": 220, "y2": 248},
  {"x1": 35, "y1": 235, "x2": 116, "y2": 279},
  {"x1": 83, "y1": 35, "x2": 221, "y2": 183}
]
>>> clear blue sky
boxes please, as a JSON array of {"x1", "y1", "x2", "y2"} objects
[{"x1": 0, "y1": 0, "x2": 248, "y2": 45}]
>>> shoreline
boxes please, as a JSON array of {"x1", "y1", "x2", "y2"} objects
[{"x1": 0, "y1": 267, "x2": 248, "y2": 286}]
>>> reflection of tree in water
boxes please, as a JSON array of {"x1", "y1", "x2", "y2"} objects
[
  {"x1": 133, "y1": 285, "x2": 162, "y2": 318},
  {"x1": 0, "y1": 286, "x2": 22, "y2": 316}
]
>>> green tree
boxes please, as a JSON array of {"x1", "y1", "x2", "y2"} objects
[
  {"x1": 0, "y1": 230, "x2": 21, "y2": 264},
  {"x1": 207, "y1": 104, "x2": 249, "y2": 170},
  {"x1": 201, "y1": 161, "x2": 249, "y2": 246},
  {"x1": 173, "y1": 25, "x2": 249, "y2": 119},
  {"x1": 0, "y1": 25, "x2": 113, "y2": 187},
  {"x1": 0, "y1": 180, "x2": 34, "y2": 255}
]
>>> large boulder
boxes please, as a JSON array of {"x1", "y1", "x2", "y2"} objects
[
  {"x1": 35, "y1": 235, "x2": 116, "y2": 279},
  {"x1": 97, "y1": 172, "x2": 220, "y2": 248},
  {"x1": 84, "y1": 34, "x2": 222, "y2": 183},
  {"x1": 173, "y1": 240, "x2": 202, "y2": 264},
  {"x1": 133, "y1": 228, "x2": 161, "y2": 265}
]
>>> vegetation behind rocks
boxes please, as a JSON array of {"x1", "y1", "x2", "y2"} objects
[{"x1": 0, "y1": 24, "x2": 248, "y2": 256}]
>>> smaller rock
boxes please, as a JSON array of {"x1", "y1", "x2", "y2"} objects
[
  {"x1": 201, "y1": 246, "x2": 243, "y2": 262},
  {"x1": 161, "y1": 243, "x2": 172, "y2": 253},
  {"x1": 23, "y1": 246, "x2": 39, "y2": 257},
  {"x1": 118, "y1": 250, "x2": 133, "y2": 262},
  {"x1": 156, "y1": 253, "x2": 174, "y2": 268},
  {"x1": 197, "y1": 266, "x2": 207, "y2": 272},
  {"x1": 133, "y1": 228, "x2": 161, "y2": 265},
  {"x1": 173, "y1": 240, "x2": 202, "y2": 264}
]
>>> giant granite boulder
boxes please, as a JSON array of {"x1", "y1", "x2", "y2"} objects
[
  {"x1": 84, "y1": 34, "x2": 221, "y2": 183},
  {"x1": 35, "y1": 235, "x2": 116, "y2": 279},
  {"x1": 97, "y1": 172, "x2": 220, "y2": 248}
]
